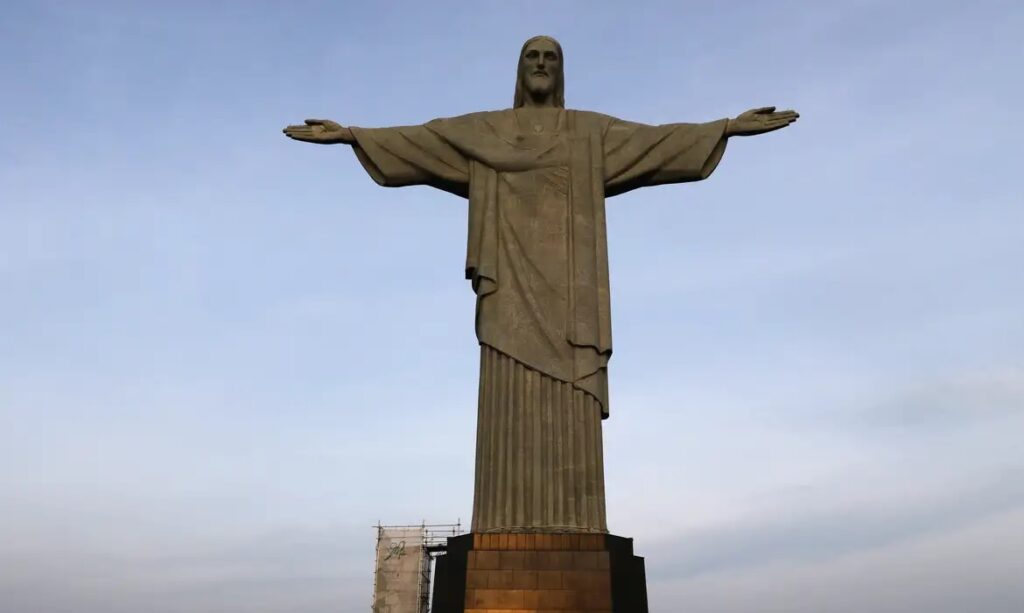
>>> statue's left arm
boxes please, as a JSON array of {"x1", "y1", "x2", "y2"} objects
[{"x1": 602, "y1": 106, "x2": 798, "y2": 197}]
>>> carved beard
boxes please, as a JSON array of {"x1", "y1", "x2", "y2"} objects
[
  {"x1": 526, "y1": 73, "x2": 554, "y2": 96},
  {"x1": 514, "y1": 70, "x2": 563, "y2": 108},
  {"x1": 513, "y1": 36, "x2": 566, "y2": 108}
]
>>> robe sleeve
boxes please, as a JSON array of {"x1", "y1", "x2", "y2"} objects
[
  {"x1": 349, "y1": 119, "x2": 471, "y2": 198},
  {"x1": 602, "y1": 117, "x2": 729, "y2": 198}
]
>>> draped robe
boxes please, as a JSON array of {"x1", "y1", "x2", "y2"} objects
[{"x1": 350, "y1": 109, "x2": 728, "y2": 532}]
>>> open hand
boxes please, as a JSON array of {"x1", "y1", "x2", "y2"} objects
[
  {"x1": 282, "y1": 119, "x2": 355, "y2": 144},
  {"x1": 726, "y1": 106, "x2": 799, "y2": 137}
]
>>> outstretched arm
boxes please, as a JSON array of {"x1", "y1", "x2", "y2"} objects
[
  {"x1": 282, "y1": 119, "x2": 356, "y2": 144},
  {"x1": 725, "y1": 106, "x2": 799, "y2": 137},
  {"x1": 283, "y1": 116, "x2": 470, "y2": 196},
  {"x1": 602, "y1": 116, "x2": 729, "y2": 197},
  {"x1": 602, "y1": 105, "x2": 798, "y2": 197}
]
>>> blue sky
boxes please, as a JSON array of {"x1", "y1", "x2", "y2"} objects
[{"x1": 1, "y1": 1, "x2": 1022, "y2": 611}]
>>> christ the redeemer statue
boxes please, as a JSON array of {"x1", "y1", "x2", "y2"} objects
[{"x1": 284, "y1": 36, "x2": 798, "y2": 535}]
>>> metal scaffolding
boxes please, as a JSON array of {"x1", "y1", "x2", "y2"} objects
[{"x1": 371, "y1": 521, "x2": 461, "y2": 613}]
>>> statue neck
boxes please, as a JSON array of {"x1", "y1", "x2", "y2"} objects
[
  {"x1": 517, "y1": 83, "x2": 559, "y2": 108},
  {"x1": 519, "y1": 96, "x2": 557, "y2": 108}
]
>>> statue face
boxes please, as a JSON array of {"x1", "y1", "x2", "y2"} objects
[{"x1": 519, "y1": 38, "x2": 561, "y2": 101}]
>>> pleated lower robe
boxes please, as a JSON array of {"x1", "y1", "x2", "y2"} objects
[{"x1": 471, "y1": 345, "x2": 608, "y2": 533}]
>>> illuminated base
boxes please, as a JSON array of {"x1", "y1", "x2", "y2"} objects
[{"x1": 431, "y1": 533, "x2": 648, "y2": 612}]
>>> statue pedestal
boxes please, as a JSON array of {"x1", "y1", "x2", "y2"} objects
[{"x1": 431, "y1": 533, "x2": 648, "y2": 612}]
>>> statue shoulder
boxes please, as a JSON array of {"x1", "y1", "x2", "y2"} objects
[
  {"x1": 566, "y1": 109, "x2": 617, "y2": 131},
  {"x1": 566, "y1": 109, "x2": 610, "y2": 120},
  {"x1": 428, "y1": 109, "x2": 509, "y2": 124},
  {"x1": 425, "y1": 109, "x2": 511, "y2": 134}
]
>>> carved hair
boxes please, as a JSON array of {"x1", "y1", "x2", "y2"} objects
[{"x1": 514, "y1": 36, "x2": 565, "y2": 108}]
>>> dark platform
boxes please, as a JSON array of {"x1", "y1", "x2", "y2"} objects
[{"x1": 431, "y1": 533, "x2": 648, "y2": 612}]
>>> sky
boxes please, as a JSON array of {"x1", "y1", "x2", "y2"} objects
[{"x1": 1, "y1": 1, "x2": 1022, "y2": 611}]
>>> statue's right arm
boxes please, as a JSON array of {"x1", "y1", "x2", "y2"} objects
[
  {"x1": 284, "y1": 116, "x2": 471, "y2": 196},
  {"x1": 724, "y1": 107, "x2": 799, "y2": 137},
  {"x1": 282, "y1": 119, "x2": 355, "y2": 145}
]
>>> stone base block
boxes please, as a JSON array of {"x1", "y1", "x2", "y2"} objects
[{"x1": 431, "y1": 533, "x2": 648, "y2": 612}]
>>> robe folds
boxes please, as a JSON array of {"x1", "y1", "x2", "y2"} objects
[{"x1": 350, "y1": 109, "x2": 728, "y2": 419}]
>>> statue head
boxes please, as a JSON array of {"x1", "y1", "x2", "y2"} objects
[{"x1": 514, "y1": 36, "x2": 564, "y2": 108}]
